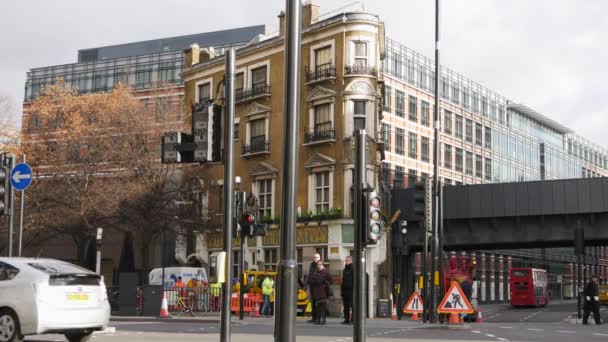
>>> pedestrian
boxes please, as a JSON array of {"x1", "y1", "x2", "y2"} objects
[
  {"x1": 341, "y1": 255, "x2": 353, "y2": 324},
  {"x1": 584, "y1": 275, "x2": 602, "y2": 325},
  {"x1": 309, "y1": 260, "x2": 332, "y2": 325},
  {"x1": 261, "y1": 273, "x2": 275, "y2": 317},
  {"x1": 305, "y1": 253, "x2": 321, "y2": 323}
]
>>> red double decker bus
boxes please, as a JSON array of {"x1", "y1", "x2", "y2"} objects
[{"x1": 510, "y1": 268, "x2": 549, "y2": 307}]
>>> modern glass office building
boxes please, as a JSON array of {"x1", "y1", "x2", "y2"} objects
[
  {"x1": 23, "y1": 26, "x2": 266, "y2": 102},
  {"x1": 380, "y1": 37, "x2": 608, "y2": 187}
]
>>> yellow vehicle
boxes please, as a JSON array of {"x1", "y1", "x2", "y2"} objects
[
  {"x1": 599, "y1": 285, "x2": 608, "y2": 305},
  {"x1": 242, "y1": 270, "x2": 310, "y2": 316}
]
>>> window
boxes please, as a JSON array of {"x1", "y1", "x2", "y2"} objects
[
  {"x1": 484, "y1": 126, "x2": 492, "y2": 149},
  {"x1": 395, "y1": 128, "x2": 404, "y2": 155},
  {"x1": 314, "y1": 103, "x2": 331, "y2": 132},
  {"x1": 233, "y1": 250, "x2": 241, "y2": 279},
  {"x1": 452, "y1": 83, "x2": 460, "y2": 104},
  {"x1": 408, "y1": 95, "x2": 417, "y2": 122},
  {"x1": 114, "y1": 69, "x2": 128, "y2": 86},
  {"x1": 383, "y1": 86, "x2": 391, "y2": 112},
  {"x1": 485, "y1": 158, "x2": 492, "y2": 180},
  {"x1": 93, "y1": 73, "x2": 106, "y2": 91},
  {"x1": 421, "y1": 101, "x2": 430, "y2": 126},
  {"x1": 455, "y1": 148, "x2": 463, "y2": 172},
  {"x1": 421, "y1": 136, "x2": 429, "y2": 162},
  {"x1": 29, "y1": 114, "x2": 40, "y2": 131},
  {"x1": 381, "y1": 123, "x2": 390, "y2": 145},
  {"x1": 395, "y1": 166, "x2": 405, "y2": 187},
  {"x1": 258, "y1": 179, "x2": 272, "y2": 218},
  {"x1": 235, "y1": 73, "x2": 244, "y2": 93},
  {"x1": 475, "y1": 123, "x2": 483, "y2": 146},
  {"x1": 198, "y1": 83, "x2": 211, "y2": 103},
  {"x1": 408, "y1": 132, "x2": 417, "y2": 159},
  {"x1": 444, "y1": 144, "x2": 452, "y2": 169},
  {"x1": 395, "y1": 90, "x2": 405, "y2": 117},
  {"x1": 67, "y1": 142, "x2": 80, "y2": 162},
  {"x1": 465, "y1": 119, "x2": 473, "y2": 143},
  {"x1": 315, "y1": 45, "x2": 332, "y2": 71},
  {"x1": 354, "y1": 41, "x2": 368, "y2": 67},
  {"x1": 264, "y1": 248, "x2": 278, "y2": 272},
  {"x1": 408, "y1": 169, "x2": 417, "y2": 188},
  {"x1": 250, "y1": 118, "x2": 266, "y2": 146},
  {"x1": 462, "y1": 89, "x2": 470, "y2": 108},
  {"x1": 444, "y1": 110, "x2": 452, "y2": 135},
  {"x1": 315, "y1": 171, "x2": 330, "y2": 213},
  {"x1": 441, "y1": 78, "x2": 449, "y2": 99},
  {"x1": 47, "y1": 141, "x2": 58, "y2": 157},
  {"x1": 78, "y1": 77, "x2": 88, "y2": 93},
  {"x1": 466, "y1": 151, "x2": 473, "y2": 175},
  {"x1": 455, "y1": 115, "x2": 463, "y2": 139},
  {"x1": 159, "y1": 61, "x2": 175, "y2": 82},
  {"x1": 135, "y1": 65, "x2": 151, "y2": 87},
  {"x1": 252, "y1": 66, "x2": 268, "y2": 88},
  {"x1": 354, "y1": 100, "x2": 366, "y2": 130},
  {"x1": 422, "y1": 172, "x2": 429, "y2": 180},
  {"x1": 475, "y1": 154, "x2": 483, "y2": 178}
]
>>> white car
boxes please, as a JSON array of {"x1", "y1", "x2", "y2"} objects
[{"x1": 0, "y1": 258, "x2": 110, "y2": 342}]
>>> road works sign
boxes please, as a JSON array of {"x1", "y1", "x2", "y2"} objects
[
  {"x1": 403, "y1": 291, "x2": 423, "y2": 313},
  {"x1": 437, "y1": 282, "x2": 474, "y2": 314}
]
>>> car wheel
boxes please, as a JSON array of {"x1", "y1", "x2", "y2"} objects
[
  {"x1": 0, "y1": 309, "x2": 23, "y2": 342},
  {"x1": 64, "y1": 331, "x2": 93, "y2": 342}
]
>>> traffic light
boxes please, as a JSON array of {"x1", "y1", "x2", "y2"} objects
[
  {"x1": 412, "y1": 181, "x2": 426, "y2": 221},
  {"x1": 0, "y1": 165, "x2": 7, "y2": 216},
  {"x1": 368, "y1": 190, "x2": 382, "y2": 243},
  {"x1": 242, "y1": 211, "x2": 256, "y2": 237}
]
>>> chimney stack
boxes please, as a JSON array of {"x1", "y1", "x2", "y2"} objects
[
  {"x1": 185, "y1": 43, "x2": 200, "y2": 67},
  {"x1": 302, "y1": 1, "x2": 320, "y2": 27}
]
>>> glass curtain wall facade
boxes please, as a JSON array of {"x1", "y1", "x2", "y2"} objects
[{"x1": 380, "y1": 37, "x2": 608, "y2": 185}]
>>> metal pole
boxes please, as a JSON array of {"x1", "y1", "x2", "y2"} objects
[
  {"x1": 274, "y1": 1, "x2": 301, "y2": 341},
  {"x1": 95, "y1": 227, "x2": 103, "y2": 274},
  {"x1": 220, "y1": 48, "x2": 236, "y2": 342},
  {"x1": 438, "y1": 181, "x2": 444, "y2": 323},
  {"x1": 7, "y1": 155, "x2": 14, "y2": 257},
  {"x1": 353, "y1": 129, "x2": 367, "y2": 342},
  {"x1": 237, "y1": 180, "x2": 245, "y2": 320},
  {"x1": 430, "y1": 0, "x2": 441, "y2": 324},
  {"x1": 422, "y1": 220, "x2": 428, "y2": 323},
  {"x1": 18, "y1": 154, "x2": 25, "y2": 257}
]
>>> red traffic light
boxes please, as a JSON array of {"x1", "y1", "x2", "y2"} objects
[{"x1": 246, "y1": 213, "x2": 255, "y2": 223}]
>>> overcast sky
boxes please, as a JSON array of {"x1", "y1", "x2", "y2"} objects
[{"x1": 1, "y1": 0, "x2": 606, "y2": 146}]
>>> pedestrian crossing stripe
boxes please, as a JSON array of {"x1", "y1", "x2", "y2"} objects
[
  {"x1": 403, "y1": 291, "x2": 423, "y2": 313},
  {"x1": 437, "y1": 282, "x2": 474, "y2": 314}
]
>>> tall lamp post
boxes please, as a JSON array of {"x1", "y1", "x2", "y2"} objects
[{"x1": 95, "y1": 228, "x2": 103, "y2": 275}]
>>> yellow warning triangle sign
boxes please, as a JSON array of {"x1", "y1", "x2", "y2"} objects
[
  {"x1": 437, "y1": 282, "x2": 473, "y2": 314},
  {"x1": 403, "y1": 291, "x2": 423, "y2": 313}
]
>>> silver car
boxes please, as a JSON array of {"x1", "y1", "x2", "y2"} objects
[{"x1": 0, "y1": 258, "x2": 110, "y2": 342}]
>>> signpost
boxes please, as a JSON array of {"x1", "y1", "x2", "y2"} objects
[
  {"x1": 11, "y1": 160, "x2": 32, "y2": 257},
  {"x1": 437, "y1": 282, "x2": 474, "y2": 314},
  {"x1": 403, "y1": 291, "x2": 424, "y2": 314}
]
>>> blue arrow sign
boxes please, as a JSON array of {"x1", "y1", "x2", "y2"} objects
[{"x1": 10, "y1": 163, "x2": 33, "y2": 191}]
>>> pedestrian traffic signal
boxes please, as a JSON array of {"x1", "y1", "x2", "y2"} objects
[
  {"x1": 241, "y1": 211, "x2": 256, "y2": 237},
  {"x1": 368, "y1": 191, "x2": 382, "y2": 243},
  {"x1": 0, "y1": 166, "x2": 7, "y2": 216}
]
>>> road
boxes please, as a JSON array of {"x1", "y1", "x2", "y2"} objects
[{"x1": 24, "y1": 301, "x2": 608, "y2": 341}]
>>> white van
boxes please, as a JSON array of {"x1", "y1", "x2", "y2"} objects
[{"x1": 148, "y1": 267, "x2": 208, "y2": 287}]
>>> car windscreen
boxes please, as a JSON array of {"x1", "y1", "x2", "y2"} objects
[
  {"x1": 0, "y1": 261, "x2": 20, "y2": 281},
  {"x1": 28, "y1": 261, "x2": 100, "y2": 286}
]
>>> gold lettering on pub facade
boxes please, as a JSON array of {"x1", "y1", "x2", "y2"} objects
[
  {"x1": 207, "y1": 233, "x2": 257, "y2": 249},
  {"x1": 263, "y1": 226, "x2": 328, "y2": 246}
]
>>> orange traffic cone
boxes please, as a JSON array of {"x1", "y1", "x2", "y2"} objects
[
  {"x1": 411, "y1": 313, "x2": 419, "y2": 321},
  {"x1": 448, "y1": 313, "x2": 461, "y2": 325},
  {"x1": 253, "y1": 299, "x2": 261, "y2": 318},
  {"x1": 391, "y1": 304, "x2": 398, "y2": 320},
  {"x1": 477, "y1": 308, "x2": 483, "y2": 323},
  {"x1": 159, "y1": 290, "x2": 170, "y2": 318}
]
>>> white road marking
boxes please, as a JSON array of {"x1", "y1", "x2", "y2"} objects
[
  {"x1": 472, "y1": 330, "x2": 482, "y2": 333},
  {"x1": 593, "y1": 333, "x2": 608, "y2": 337},
  {"x1": 486, "y1": 334, "x2": 496, "y2": 338},
  {"x1": 499, "y1": 326, "x2": 513, "y2": 329},
  {"x1": 521, "y1": 309, "x2": 547, "y2": 322},
  {"x1": 527, "y1": 328, "x2": 544, "y2": 332},
  {"x1": 557, "y1": 330, "x2": 576, "y2": 334},
  {"x1": 497, "y1": 338, "x2": 508, "y2": 341}
]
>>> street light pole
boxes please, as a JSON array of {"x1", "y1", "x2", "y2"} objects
[
  {"x1": 236, "y1": 177, "x2": 246, "y2": 321},
  {"x1": 220, "y1": 48, "x2": 236, "y2": 342},
  {"x1": 95, "y1": 227, "x2": 103, "y2": 274},
  {"x1": 17, "y1": 154, "x2": 25, "y2": 257},
  {"x1": 274, "y1": 1, "x2": 301, "y2": 341},
  {"x1": 430, "y1": 0, "x2": 442, "y2": 323},
  {"x1": 353, "y1": 129, "x2": 367, "y2": 342}
]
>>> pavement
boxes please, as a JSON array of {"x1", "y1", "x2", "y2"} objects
[{"x1": 23, "y1": 301, "x2": 608, "y2": 341}]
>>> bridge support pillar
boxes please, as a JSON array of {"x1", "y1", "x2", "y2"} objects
[
  {"x1": 480, "y1": 252, "x2": 486, "y2": 303},
  {"x1": 489, "y1": 254, "x2": 496, "y2": 303},
  {"x1": 506, "y1": 256, "x2": 512, "y2": 301},
  {"x1": 498, "y1": 255, "x2": 504, "y2": 302}
]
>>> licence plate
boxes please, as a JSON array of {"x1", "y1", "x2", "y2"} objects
[{"x1": 67, "y1": 293, "x2": 89, "y2": 301}]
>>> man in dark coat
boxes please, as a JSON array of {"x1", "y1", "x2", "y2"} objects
[
  {"x1": 584, "y1": 275, "x2": 602, "y2": 325},
  {"x1": 341, "y1": 256, "x2": 353, "y2": 324},
  {"x1": 306, "y1": 253, "x2": 321, "y2": 323},
  {"x1": 309, "y1": 260, "x2": 332, "y2": 325}
]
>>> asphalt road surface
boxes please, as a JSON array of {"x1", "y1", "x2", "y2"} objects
[{"x1": 23, "y1": 301, "x2": 608, "y2": 342}]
